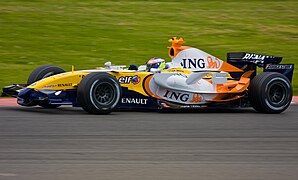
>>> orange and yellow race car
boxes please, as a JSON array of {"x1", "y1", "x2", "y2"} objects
[{"x1": 3, "y1": 37, "x2": 294, "y2": 114}]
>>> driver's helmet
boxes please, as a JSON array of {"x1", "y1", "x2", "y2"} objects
[{"x1": 146, "y1": 57, "x2": 165, "y2": 72}]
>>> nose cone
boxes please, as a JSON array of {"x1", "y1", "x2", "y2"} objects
[{"x1": 17, "y1": 88, "x2": 41, "y2": 106}]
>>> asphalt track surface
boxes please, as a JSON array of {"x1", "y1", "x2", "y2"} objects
[{"x1": 0, "y1": 105, "x2": 298, "y2": 180}]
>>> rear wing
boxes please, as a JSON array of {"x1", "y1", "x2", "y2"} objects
[{"x1": 227, "y1": 52, "x2": 294, "y2": 82}]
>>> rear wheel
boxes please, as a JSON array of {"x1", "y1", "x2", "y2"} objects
[
  {"x1": 27, "y1": 65, "x2": 65, "y2": 108},
  {"x1": 249, "y1": 72, "x2": 292, "y2": 113},
  {"x1": 77, "y1": 73, "x2": 122, "y2": 114}
]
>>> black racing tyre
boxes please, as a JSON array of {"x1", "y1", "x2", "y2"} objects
[
  {"x1": 27, "y1": 65, "x2": 65, "y2": 85},
  {"x1": 77, "y1": 73, "x2": 122, "y2": 114},
  {"x1": 27, "y1": 65, "x2": 65, "y2": 108},
  {"x1": 249, "y1": 72, "x2": 292, "y2": 114}
]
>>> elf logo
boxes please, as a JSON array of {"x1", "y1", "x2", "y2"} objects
[
  {"x1": 180, "y1": 58, "x2": 206, "y2": 69},
  {"x1": 118, "y1": 75, "x2": 140, "y2": 84}
]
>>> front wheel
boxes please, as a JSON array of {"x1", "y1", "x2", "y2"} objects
[
  {"x1": 249, "y1": 72, "x2": 292, "y2": 113},
  {"x1": 77, "y1": 73, "x2": 122, "y2": 114},
  {"x1": 26, "y1": 65, "x2": 65, "y2": 107},
  {"x1": 27, "y1": 65, "x2": 65, "y2": 85}
]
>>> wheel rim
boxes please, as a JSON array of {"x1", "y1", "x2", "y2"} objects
[
  {"x1": 93, "y1": 82, "x2": 116, "y2": 106},
  {"x1": 268, "y1": 82, "x2": 286, "y2": 106}
]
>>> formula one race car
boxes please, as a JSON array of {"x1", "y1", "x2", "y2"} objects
[{"x1": 2, "y1": 37, "x2": 294, "y2": 114}]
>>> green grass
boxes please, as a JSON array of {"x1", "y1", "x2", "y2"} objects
[{"x1": 0, "y1": 0, "x2": 297, "y2": 94}]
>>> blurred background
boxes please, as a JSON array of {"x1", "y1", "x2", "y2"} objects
[{"x1": 0, "y1": 0, "x2": 297, "y2": 94}]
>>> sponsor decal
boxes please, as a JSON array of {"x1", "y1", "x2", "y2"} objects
[
  {"x1": 180, "y1": 57, "x2": 221, "y2": 69},
  {"x1": 190, "y1": 93, "x2": 203, "y2": 102},
  {"x1": 163, "y1": 90, "x2": 190, "y2": 102},
  {"x1": 118, "y1": 75, "x2": 140, "y2": 84},
  {"x1": 242, "y1": 53, "x2": 275, "y2": 65},
  {"x1": 43, "y1": 83, "x2": 72, "y2": 88},
  {"x1": 180, "y1": 105, "x2": 207, "y2": 108},
  {"x1": 167, "y1": 68, "x2": 188, "y2": 73},
  {"x1": 121, "y1": 98, "x2": 148, "y2": 104},
  {"x1": 131, "y1": 75, "x2": 140, "y2": 84},
  {"x1": 207, "y1": 56, "x2": 220, "y2": 69},
  {"x1": 163, "y1": 90, "x2": 204, "y2": 103},
  {"x1": 43, "y1": 84, "x2": 57, "y2": 88},
  {"x1": 265, "y1": 64, "x2": 293, "y2": 70},
  {"x1": 242, "y1": 53, "x2": 276, "y2": 65},
  {"x1": 57, "y1": 83, "x2": 72, "y2": 87},
  {"x1": 243, "y1": 53, "x2": 267, "y2": 61},
  {"x1": 180, "y1": 58, "x2": 206, "y2": 69}
]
